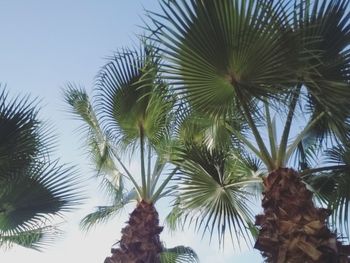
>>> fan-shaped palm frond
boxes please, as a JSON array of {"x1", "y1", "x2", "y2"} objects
[
  {"x1": 149, "y1": 0, "x2": 296, "y2": 117},
  {"x1": 160, "y1": 245, "x2": 199, "y2": 263},
  {"x1": 170, "y1": 144, "x2": 260, "y2": 246},
  {"x1": 95, "y1": 43, "x2": 174, "y2": 150}
]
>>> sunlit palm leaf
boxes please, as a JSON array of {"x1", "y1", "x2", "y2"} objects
[
  {"x1": 175, "y1": 108, "x2": 247, "y2": 152},
  {"x1": 160, "y1": 245, "x2": 199, "y2": 263},
  {"x1": 64, "y1": 86, "x2": 123, "y2": 190}
]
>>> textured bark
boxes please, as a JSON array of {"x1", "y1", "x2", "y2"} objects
[
  {"x1": 104, "y1": 201, "x2": 163, "y2": 263},
  {"x1": 255, "y1": 167, "x2": 350, "y2": 263}
]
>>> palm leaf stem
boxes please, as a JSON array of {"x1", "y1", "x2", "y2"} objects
[
  {"x1": 265, "y1": 101, "x2": 277, "y2": 161},
  {"x1": 147, "y1": 143, "x2": 152, "y2": 199},
  {"x1": 285, "y1": 112, "x2": 326, "y2": 163},
  {"x1": 140, "y1": 126, "x2": 147, "y2": 200},
  {"x1": 277, "y1": 84, "x2": 301, "y2": 167},
  {"x1": 240, "y1": 100, "x2": 273, "y2": 170},
  {"x1": 111, "y1": 148, "x2": 142, "y2": 199},
  {"x1": 150, "y1": 158, "x2": 166, "y2": 194},
  {"x1": 227, "y1": 125, "x2": 266, "y2": 164},
  {"x1": 150, "y1": 168, "x2": 178, "y2": 203},
  {"x1": 300, "y1": 164, "x2": 348, "y2": 177}
]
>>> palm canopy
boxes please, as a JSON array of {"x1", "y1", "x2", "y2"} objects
[
  {"x1": 148, "y1": 0, "x2": 350, "y2": 243},
  {"x1": 0, "y1": 89, "x2": 81, "y2": 250},
  {"x1": 64, "y1": 43, "x2": 176, "y2": 221}
]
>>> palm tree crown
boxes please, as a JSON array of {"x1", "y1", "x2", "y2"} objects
[{"x1": 65, "y1": 43, "x2": 199, "y2": 263}]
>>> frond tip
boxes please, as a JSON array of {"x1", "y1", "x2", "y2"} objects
[{"x1": 0, "y1": 225, "x2": 62, "y2": 251}]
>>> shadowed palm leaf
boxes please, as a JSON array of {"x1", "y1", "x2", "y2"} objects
[
  {"x1": 305, "y1": 143, "x2": 350, "y2": 234},
  {"x1": 294, "y1": 0, "x2": 350, "y2": 142},
  {"x1": 0, "y1": 225, "x2": 60, "y2": 250},
  {"x1": 0, "y1": 90, "x2": 41, "y2": 173},
  {"x1": 0, "y1": 88, "x2": 81, "y2": 250}
]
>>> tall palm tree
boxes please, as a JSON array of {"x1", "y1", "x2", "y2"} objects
[
  {"x1": 65, "y1": 43, "x2": 198, "y2": 263},
  {"x1": 0, "y1": 88, "x2": 81, "y2": 250},
  {"x1": 149, "y1": 0, "x2": 350, "y2": 261}
]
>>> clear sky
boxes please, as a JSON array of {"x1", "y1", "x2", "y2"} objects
[{"x1": 0, "y1": 1, "x2": 262, "y2": 262}]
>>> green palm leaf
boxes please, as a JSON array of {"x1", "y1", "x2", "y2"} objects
[
  {"x1": 324, "y1": 144, "x2": 350, "y2": 234},
  {"x1": 160, "y1": 245, "x2": 199, "y2": 263},
  {"x1": 95, "y1": 43, "x2": 174, "y2": 149},
  {"x1": 0, "y1": 88, "x2": 81, "y2": 249},
  {"x1": 150, "y1": 0, "x2": 296, "y2": 117},
  {"x1": 80, "y1": 188, "x2": 137, "y2": 231},
  {"x1": 175, "y1": 108, "x2": 246, "y2": 151},
  {"x1": 293, "y1": 131, "x2": 320, "y2": 171},
  {"x1": 0, "y1": 161, "x2": 79, "y2": 232},
  {"x1": 303, "y1": 142, "x2": 350, "y2": 235},
  {"x1": 0, "y1": 89, "x2": 41, "y2": 173},
  {"x1": 294, "y1": 0, "x2": 350, "y2": 141},
  {"x1": 0, "y1": 225, "x2": 60, "y2": 251},
  {"x1": 170, "y1": 144, "x2": 260, "y2": 247},
  {"x1": 64, "y1": 86, "x2": 123, "y2": 193}
]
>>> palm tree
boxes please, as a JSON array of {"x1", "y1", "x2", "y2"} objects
[
  {"x1": 149, "y1": 0, "x2": 350, "y2": 261},
  {"x1": 0, "y1": 88, "x2": 81, "y2": 250},
  {"x1": 65, "y1": 43, "x2": 198, "y2": 263}
]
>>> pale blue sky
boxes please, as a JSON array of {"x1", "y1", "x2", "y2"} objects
[{"x1": 0, "y1": 1, "x2": 262, "y2": 262}]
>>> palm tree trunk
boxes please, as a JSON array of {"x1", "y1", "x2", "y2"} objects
[
  {"x1": 104, "y1": 201, "x2": 163, "y2": 263},
  {"x1": 255, "y1": 167, "x2": 350, "y2": 263}
]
